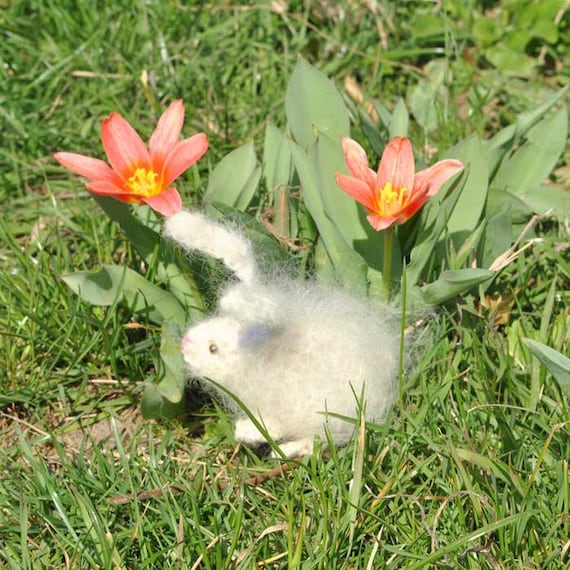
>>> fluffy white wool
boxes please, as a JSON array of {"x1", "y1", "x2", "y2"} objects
[
  {"x1": 164, "y1": 209, "x2": 258, "y2": 284},
  {"x1": 165, "y1": 210, "x2": 399, "y2": 457}
]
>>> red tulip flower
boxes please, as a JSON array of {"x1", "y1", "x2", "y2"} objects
[
  {"x1": 336, "y1": 136, "x2": 463, "y2": 231},
  {"x1": 54, "y1": 100, "x2": 208, "y2": 217}
]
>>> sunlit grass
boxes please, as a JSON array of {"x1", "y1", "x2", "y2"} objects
[{"x1": 1, "y1": 0, "x2": 568, "y2": 567}]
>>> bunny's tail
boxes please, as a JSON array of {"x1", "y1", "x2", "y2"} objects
[{"x1": 164, "y1": 210, "x2": 258, "y2": 283}]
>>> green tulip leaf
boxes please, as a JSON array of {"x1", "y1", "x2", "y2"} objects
[
  {"x1": 94, "y1": 196, "x2": 160, "y2": 262},
  {"x1": 452, "y1": 221, "x2": 487, "y2": 270},
  {"x1": 520, "y1": 185, "x2": 570, "y2": 219},
  {"x1": 204, "y1": 142, "x2": 261, "y2": 210},
  {"x1": 156, "y1": 322, "x2": 186, "y2": 403},
  {"x1": 141, "y1": 383, "x2": 186, "y2": 420},
  {"x1": 484, "y1": 86, "x2": 568, "y2": 178},
  {"x1": 94, "y1": 196, "x2": 204, "y2": 317},
  {"x1": 406, "y1": 167, "x2": 468, "y2": 286},
  {"x1": 357, "y1": 107, "x2": 386, "y2": 156},
  {"x1": 263, "y1": 124, "x2": 296, "y2": 237},
  {"x1": 389, "y1": 98, "x2": 409, "y2": 138},
  {"x1": 409, "y1": 59, "x2": 448, "y2": 131},
  {"x1": 479, "y1": 211, "x2": 512, "y2": 270},
  {"x1": 285, "y1": 58, "x2": 350, "y2": 150},
  {"x1": 523, "y1": 339, "x2": 570, "y2": 395},
  {"x1": 421, "y1": 268, "x2": 494, "y2": 305},
  {"x1": 62, "y1": 264, "x2": 186, "y2": 327},
  {"x1": 290, "y1": 139, "x2": 368, "y2": 293},
  {"x1": 370, "y1": 98, "x2": 393, "y2": 131},
  {"x1": 311, "y1": 133, "x2": 390, "y2": 270},
  {"x1": 494, "y1": 107, "x2": 568, "y2": 198},
  {"x1": 485, "y1": 189, "x2": 532, "y2": 224},
  {"x1": 443, "y1": 135, "x2": 489, "y2": 247},
  {"x1": 263, "y1": 123, "x2": 293, "y2": 193}
]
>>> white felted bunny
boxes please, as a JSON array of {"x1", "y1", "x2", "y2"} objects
[{"x1": 164, "y1": 210, "x2": 399, "y2": 457}]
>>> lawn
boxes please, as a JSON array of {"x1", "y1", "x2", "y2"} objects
[{"x1": 1, "y1": 1, "x2": 569, "y2": 568}]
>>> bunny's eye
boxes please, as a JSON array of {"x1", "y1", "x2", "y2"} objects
[{"x1": 208, "y1": 343, "x2": 219, "y2": 354}]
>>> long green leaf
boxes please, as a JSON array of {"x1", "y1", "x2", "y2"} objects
[
  {"x1": 311, "y1": 132, "x2": 389, "y2": 271},
  {"x1": 263, "y1": 124, "x2": 296, "y2": 237},
  {"x1": 357, "y1": 106, "x2": 386, "y2": 156},
  {"x1": 443, "y1": 135, "x2": 489, "y2": 247},
  {"x1": 63, "y1": 263, "x2": 190, "y2": 415},
  {"x1": 157, "y1": 323, "x2": 186, "y2": 401},
  {"x1": 484, "y1": 85, "x2": 568, "y2": 177},
  {"x1": 285, "y1": 57, "x2": 350, "y2": 150},
  {"x1": 389, "y1": 97, "x2": 409, "y2": 138},
  {"x1": 522, "y1": 185, "x2": 570, "y2": 219},
  {"x1": 62, "y1": 264, "x2": 186, "y2": 327},
  {"x1": 204, "y1": 142, "x2": 260, "y2": 210},
  {"x1": 263, "y1": 123, "x2": 293, "y2": 193},
  {"x1": 483, "y1": 190, "x2": 531, "y2": 268},
  {"x1": 479, "y1": 211, "x2": 512, "y2": 270},
  {"x1": 493, "y1": 107, "x2": 568, "y2": 198},
  {"x1": 141, "y1": 323, "x2": 187, "y2": 418},
  {"x1": 141, "y1": 383, "x2": 186, "y2": 419},
  {"x1": 370, "y1": 98, "x2": 393, "y2": 130},
  {"x1": 421, "y1": 268, "x2": 494, "y2": 304},
  {"x1": 485, "y1": 189, "x2": 532, "y2": 224},
  {"x1": 406, "y1": 169, "x2": 468, "y2": 286},
  {"x1": 94, "y1": 196, "x2": 204, "y2": 317},
  {"x1": 94, "y1": 196, "x2": 160, "y2": 262},
  {"x1": 523, "y1": 339, "x2": 570, "y2": 395},
  {"x1": 290, "y1": 139, "x2": 368, "y2": 293}
]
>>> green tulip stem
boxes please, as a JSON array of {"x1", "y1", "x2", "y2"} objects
[{"x1": 383, "y1": 226, "x2": 393, "y2": 300}]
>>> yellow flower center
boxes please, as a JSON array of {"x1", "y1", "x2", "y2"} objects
[
  {"x1": 126, "y1": 167, "x2": 161, "y2": 197},
  {"x1": 376, "y1": 182, "x2": 409, "y2": 217}
]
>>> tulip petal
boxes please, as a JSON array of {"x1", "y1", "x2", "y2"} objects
[
  {"x1": 54, "y1": 152, "x2": 122, "y2": 185},
  {"x1": 335, "y1": 173, "x2": 377, "y2": 212},
  {"x1": 394, "y1": 194, "x2": 431, "y2": 224},
  {"x1": 414, "y1": 159, "x2": 464, "y2": 197},
  {"x1": 143, "y1": 187, "x2": 183, "y2": 216},
  {"x1": 161, "y1": 133, "x2": 208, "y2": 186},
  {"x1": 366, "y1": 214, "x2": 398, "y2": 231},
  {"x1": 86, "y1": 180, "x2": 131, "y2": 197},
  {"x1": 101, "y1": 112, "x2": 150, "y2": 179},
  {"x1": 341, "y1": 137, "x2": 376, "y2": 188},
  {"x1": 149, "y1": 100, "x2": 185, "y2": 171},
  {"x1": 376, "y1": 136, "x2": 415, "y2": 193}
]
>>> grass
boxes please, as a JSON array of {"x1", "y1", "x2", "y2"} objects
[{"x1": 1, "y1": 0, "x2": 569, "y2": 568}]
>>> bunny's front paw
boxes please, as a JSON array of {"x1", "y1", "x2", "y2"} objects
[
  {"x1": 271, "y1": 438, "x2": 314, "y2": 458},
  {"x1": 234, "y1": 418, "x2": 264, "y2": 443},
  {"x1": 234, "y1": 417, "x2": 282, "y2": 445}
]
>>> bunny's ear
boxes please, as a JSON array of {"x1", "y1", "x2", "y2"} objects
[
  {"x1": 238, "y1": 324, "x2": 276, "y2": 351},
  {"x1": 164, "y1": 210, "x2": 258, "y2": 283}
]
